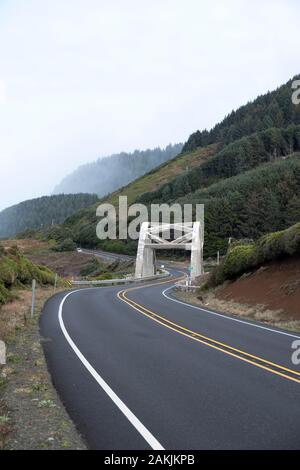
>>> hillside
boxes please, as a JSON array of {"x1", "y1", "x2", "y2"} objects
[
  {"x1": 0, "y1": 193, "x2": 99, "y2": 239},
  {"x1": 180, "y1": 222, "x2": 300, "y2": 331},
  {"x1": 208, "y1": 221, "x2": 300, "y2": 286},
  {"x1": 177, "y1": 223, "x2": 300, "y2": 332},
  {"x1": 178, "y1": 155, "x2": 300, "y2": 257},
  {"x1": 53, "y1": 143, "x2": 183, "y2": 197},
  {"x1": 46, "y1": 144, "x2": 217, "y2": 250},
  {"x1": 183, "y1": 74, "x2": 300, "y2": 152},
  {"x1": 216, "y1": 256, "x2": 300, "y2": 322},
  {"x1": 32, "y1": 75, "x2": 300, "y2": 258},
  {"x1": 0, "y1": 244, "x2": 58, "y2": 305},
  {"x1": 139, "y1": 124, "x2": 300, "y2": 204}
]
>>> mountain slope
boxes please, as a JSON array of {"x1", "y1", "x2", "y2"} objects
[
  {"x1": 60, "y1": 144, "x2": 218, "y2": 249},
  {"x1": 0, "y1": 193, "x2": 99, "y2": 239},
  {"x1": 32, "y1": 74, "x2": 300, "y2": 258},
  {"x1": 139, "y1": 124, "x2": 300, "y2": 204},
  {"x1": 53, "y1": 143, "x2": 183, "y2": 197},
  {"x1": 178, "y1": 155, "x2": 300, "y2": 256},
  {"x1": 183, "y1": 74, "x2": 300, "y2": 152}
]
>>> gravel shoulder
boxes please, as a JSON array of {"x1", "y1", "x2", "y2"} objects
[{"x1": 0, "y1": 288, "x2": 86, "y2": 450}]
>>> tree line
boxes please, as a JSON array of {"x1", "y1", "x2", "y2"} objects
[
  {"x1": 0, "y1": 193, "x2": 99, "y2": 239},
  {"x1": 183, "y1": 75, "x2": 300, "y2": 152},
  {"x1": 138, "y1": 125, "x2": 300, "y2": 204},
  {"x1": 178, "y1": 156, "x2": 300, "y2": 257}
]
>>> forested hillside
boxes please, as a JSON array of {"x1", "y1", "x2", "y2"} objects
[
  {"x1": 139, "y1": 124, "x2": 300, "y2": 203},
  {"x1": 31, "y1": 75, "x2": 300, "y2": 260},
  {"x1": 53, "y1": 144, "x2": 183, "y2": 197},
  {"x1": 178, "y1": 155, "x2": 300, "y2": 257},
  {"x1": 0, "y1": 193, "x2": 98, "y2": 239},
  {"x1": 183, "y1": 74, "x2": 300, "y2": 152}
]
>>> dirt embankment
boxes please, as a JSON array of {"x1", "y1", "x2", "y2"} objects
[{"x1": 217, "y1": 256, "x2": 300, "y2": 320}]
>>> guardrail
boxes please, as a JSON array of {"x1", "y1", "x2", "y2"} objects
[{"x1": 71, "y1": 270, "x2": 170, "y2": 286}]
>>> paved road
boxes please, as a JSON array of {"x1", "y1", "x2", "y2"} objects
[
  {"x1": 40, "y1": 268, "x2": 300, "y2": 450},
  {"x1": 77, "y1": 247, "x2": 134, "y2": 262}
]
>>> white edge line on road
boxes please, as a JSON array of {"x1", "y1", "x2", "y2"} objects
[
  {"x1": 162, "y1": 286, "x2": 300, "y2": 340},
  {"x1": 58, "y1": 289, "x2": 164, "y2": 451}
]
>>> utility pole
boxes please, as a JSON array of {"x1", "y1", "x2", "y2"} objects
[
  {"x1": 53, "y1": 273, "x2": 58, "y2": 294},
  {"x1": 31, "y1": 279, "x2": 36, "y2": 318}
]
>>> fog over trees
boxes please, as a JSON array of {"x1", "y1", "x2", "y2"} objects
[{"x1": 53, "y1": 144, "x2": 183, "y2": 197}]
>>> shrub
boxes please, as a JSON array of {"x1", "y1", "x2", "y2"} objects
[
  {"x1": 212, "y1": 244, "x2": 256, "y2": 285},
  {"x1": 0, "y1": 256, "x2": 18, "y2": 287},
  {"x1": 210, "y1": 222, "x2": 300, "y2": 286},
  {"x1": 0, "y1": 249, "x2": 57, "y2": 305},
  {"x1": 80, "y1": 258, "x2": 104, "y2": 277},
  {"x1": 0, "y1": 282, "x2": 11, "y2": 305},
  {"x1": 281, "y1": 222, "x2": 300, "y2": 255},
  {"x1": 53, "y1": 238, "x2": 76, "y2": 252},
  {"x1": 256, "y1": 231, "x2": 285, "y2": 262},
  {"x1": 95, "y1": 272, "x2": 115, "y2": 281}
]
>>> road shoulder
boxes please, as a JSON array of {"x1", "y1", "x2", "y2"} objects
[{"x1": 0, "y1": 288, "x2": 86, "y2": 450}]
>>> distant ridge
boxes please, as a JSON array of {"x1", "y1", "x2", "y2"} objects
[
  {"x1": 0, "y1": 193, "x2": 98, "y2": 239},
  {"x1": 53, "y1": 143, "x2": 183, "y2": 197}
]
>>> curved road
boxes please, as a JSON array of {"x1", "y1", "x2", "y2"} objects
[{"x1": 40, "y1": 268, "x2": 300, "y2": 450}]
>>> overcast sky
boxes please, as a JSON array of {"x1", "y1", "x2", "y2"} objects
[{"x1": 0, "y1": 0, "x2": 299, "y2": 211}]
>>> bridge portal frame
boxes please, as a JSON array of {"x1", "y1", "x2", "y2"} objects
[{"x1": 135, "y1": 222, "x2": 204, "y2": 280}]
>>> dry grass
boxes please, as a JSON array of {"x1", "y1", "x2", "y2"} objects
[
  {"x1": 0, "y1": 287, "x2": 63, "y2": 342},
  {"x1": 175, "y1": 289, "x2": 300, "y2": 333},
  {"x1": 0, "y1": 285, "x2": 85, "y2": 450},
  {"x1": 1, "y1": 239, "x2": 50, "y2": 255},
  {"x1": 0, "y1": 291, "x2": 32, "y2": 342},
  {"x1": 106, "y1": 144, "x2": 218, "y2": 206}
]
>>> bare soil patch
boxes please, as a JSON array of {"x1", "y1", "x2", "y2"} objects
[
  {"x1": 174, "y1": 256, "x2": 300, "y2": 333},
  {"x1": 27, "y1": 251, "x2": 97, "y2": 278},
  {"x1": 217, "y1": 257, "x2": 300, "y2": 320}
]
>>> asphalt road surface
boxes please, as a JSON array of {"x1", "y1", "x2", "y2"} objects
[
  {"x1": 40, "y1": 268, "x2": 300, "y2": 450},
  {"x1": 77, "y1": 247, "x2": 134, "y2": 262}
]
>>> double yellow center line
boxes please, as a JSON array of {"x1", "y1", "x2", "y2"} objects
[{"x1": 118, "y1": 282, "x2": 300, "y2": 385}]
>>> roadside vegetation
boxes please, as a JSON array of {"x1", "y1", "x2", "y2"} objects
[
  {"x1": 0, "y1": 286, "x2": 85, "y2": 449},
  {"x1": 79, "y1": 257, "x2": 134, "y2": 281},
  {"x1": 172, "y1": 222, "x2": 300, "y2": 334},
  {"x1": 139, "y1": 124, "x2": 300, "y2": 204},
  {"x1": 0, "y1": 244, "x2": 63, "y2": 306},
  {"x1": 0, "y1": 240, "x2": 88, "y2": 449},
  {"x1": 208, "y1": 222, "x2": 300, "y2": 286}
]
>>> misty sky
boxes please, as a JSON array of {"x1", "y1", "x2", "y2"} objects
[{"x1": 0, "y1": 0, "x2": 299, "y2": 211}]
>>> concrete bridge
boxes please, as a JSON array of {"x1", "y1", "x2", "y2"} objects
[{"x1": 135, "y1": 222, "x2": 204, "y2": 280}]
